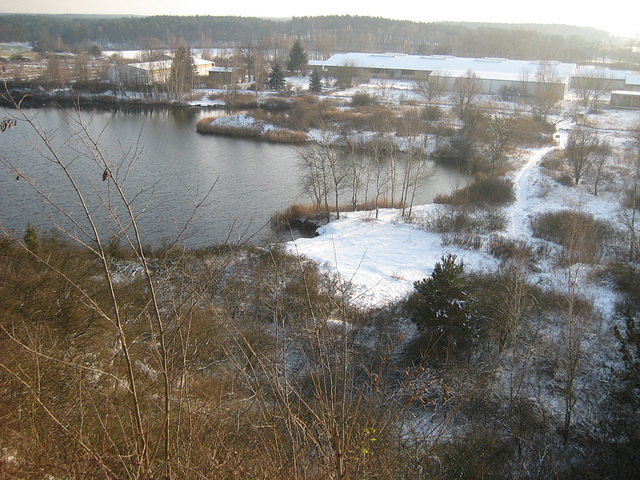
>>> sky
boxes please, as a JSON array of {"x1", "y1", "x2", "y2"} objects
[{"x1": 2, "y1": 1, "x2": 638, "y2": 39}]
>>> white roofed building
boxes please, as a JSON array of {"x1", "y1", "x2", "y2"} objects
[
  {"x1": 310, "y1": 52, "x2": 577, "y2": 100},
  {"x1": 109, "y1": 57, "x2": 214, "y2": 86}
]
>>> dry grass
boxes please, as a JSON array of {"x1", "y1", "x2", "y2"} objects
[
  {"x1": 196, "y1": 119, "x2": 262, "y2": 138},
  {"x1": 270, "y1": 203, "x2": 323, "y2": 231},
  {"x1": 261, "y1": 129, "x2": 308, "y2": 144},
  {"x1": 197, "y1": 117, "x2": 308, "y2": 144}
]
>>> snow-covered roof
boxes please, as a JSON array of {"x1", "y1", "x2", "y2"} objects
[
  {"x1": 126, "y1": 59, "x2": 172, "y2": 71},
  {"x1": 612, "y1": 89, "x2": 640, "y2": 96},
  {"x1": 125, "y1": 57, "x2": 213, "y2": 71},
  {"x1": 193, "y1": 58, "x2": 215, "y2": 67},
  {"x1": 310, "y1": 52, "x2": 576, "y2": 80},
  {"x1": 626, "y1": 74, "x2": 640, "y2": 86},
  {"x1": 573, "y1": 67, "x2": 628, "y2": 80},
  {"x1": 208, "y1": 66, "x2": 234, "y2": 73}
]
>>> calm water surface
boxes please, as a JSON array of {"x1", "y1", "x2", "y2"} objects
[{"x1": 1, "y1": 107, "x2": 465, "y2": 247}]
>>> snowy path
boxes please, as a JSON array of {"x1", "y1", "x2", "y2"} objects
[
  {"x1": 288, "y1": 126, "x2": 574, "y2": 308},
  {"x1": 506, "y1": 145, "x2": 556, "y2": 239},
  {"x1": 506, "y1": 124, "x2": 569, "y2": 239}
]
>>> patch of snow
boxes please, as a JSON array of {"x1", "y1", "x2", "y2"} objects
[{"x1": 287, "y1": 106, "x2": 640, "y2": 317}]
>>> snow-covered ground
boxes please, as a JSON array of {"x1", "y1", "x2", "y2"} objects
[
  {"x1": 192, "y1": 76, "x2": 640, "y2": 319},
  {"x1": 285, "y1": 99, "x2": 640, "y2": 315}
]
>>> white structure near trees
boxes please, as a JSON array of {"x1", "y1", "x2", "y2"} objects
[
  {"x1": 109, "y1": 57, "x2": 214, "y2": 86},
  {"x1": 310, "y1": 52, "x2": 577, "y2": 100}
]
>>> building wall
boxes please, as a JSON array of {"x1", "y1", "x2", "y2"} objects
[{"x1": 611, "y1": 91, "x2": 640, "y2": 108}]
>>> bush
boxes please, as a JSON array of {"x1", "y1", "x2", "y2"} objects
[
  {"x1": 599, "y1": 263, "x2": 640, "y2": 310},
  {"x1": 435, "y1": 176, "x2": 515, "y2": 208},
  {"x1": 350, "y1": 92, "x2": 377, "y2": 107},
  {"x1": 529, "y1": 209, "x2": 615, "y2": 263},
  {"x1": 421, "y1": 105, "x2": 442, "y2": 121},
  {"x1": 488, "y1": 236, "x2": 537, "y2": 264},
  {"x1": 270, "y1": 203, "x2": 325, "y2": 233},
  {"x1": 260, "y1": 97, "x2": 292, "y2": 111},
  {"x1": 624, "y1": 188, "x2": 640, "y2": 210},
  {"x1": 224, "y1": 92, "x2": 259, "y2": 110},
  {"x1": 427, "y1": 207, "x2": 508, "y2": 234}
]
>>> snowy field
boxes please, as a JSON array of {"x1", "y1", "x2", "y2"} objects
[
  {"x1": 191, "y1": 77, "x2": 640, "y2": 320},
  {"x1": 278, "y1": 84, "x2": 640, "y2": 315}
]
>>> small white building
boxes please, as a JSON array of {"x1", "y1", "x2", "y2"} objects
[
  {"x1": 625, "y1": 74, "x2": 640, "y2": 92},
  {"x1": 571, "y1": 67, "x2": 640, "y2": 92},
  {"x1": 611, "y1": 90, "x2": 640, "y2": 108},
  {"x1": 310, "y1": 52, "x2": 577, "y2": 99},
  {"x1": 109, "y1": 57, "x2": 214, "y2": 85}
]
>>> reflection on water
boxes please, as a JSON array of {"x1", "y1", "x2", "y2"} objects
[{"x1": 1, "y1": 106, "x2": 466, "y2": 247}]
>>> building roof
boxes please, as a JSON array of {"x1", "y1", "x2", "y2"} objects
[
  {"x1": 125, "y1": 57, "x2": 213, "y2": 71},
  {"x1": 309, "y1": 52, "x2": 577, "y2": 80},
  {"x1": 126, "y1": 59, "x2": 172, "y2": 71},
  {"x1": 626, "y1": 74, "x2": 640, "y2": 86},
  {"x1": 573, "y1": 67, "x2": 628, "y2": 80},
  {"x1": 612, "y1": 90, "x2": 640, "y2": 97},
  {"x1": 208, "y1": 66, "x2": 234, "y2": 73}
]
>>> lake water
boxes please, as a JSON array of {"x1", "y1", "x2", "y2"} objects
[{"x1": 1, "y1": 106, "x2": 466, "y2": 248}]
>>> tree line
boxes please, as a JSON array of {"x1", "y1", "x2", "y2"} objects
[{"x1": 1, "y1": 14, "x2": 635, "y2": 65}]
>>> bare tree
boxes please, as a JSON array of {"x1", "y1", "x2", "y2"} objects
[
  {"x1": 565, "y1": 125, "x2": 605, "y2": 185},
  {"x1": 486, "y1": 112, "x2": 520, "y2": 176},
  {"x1": 531, "y1": 61, "x2": 563, "y2": 122},
  {"x1": 366, "y1": 135, "x2": 391, "y2": 219},
  {"x1": 140, "y1": 37, "x2": 165, "y2": 62},
  {"x1": 413, "y1": 69, "x2": 449, "y2": 104},
  {"x1": 46, "y1": 54, "x2": 69, "y2": 87},
  {"x1": 199, "y1": 33, "x2": 213, "y2": 61},
  {"x1": 554, "y1": 214, "x2": 594, "y2": 442},
  {"x1": 169, "y1": 46, "x2": 196, "y2": 100},
  {"x1": 620, "y1": 125, "x2": 640, "y2": 261},
  {"x1": 0, "y1": 93, "x2": 219, "y2": 478},
  {"x1": 452, "y1": 69, "x2": 482, "y2": 120},
  {"x1": 375, "y1": 73, "x2": 396, "y2": 102},
  {"x1": 241, "y1": 41, "x2": 258, "y2": 83},
  {"x1": 591, "y1": 140, "x2": 611, "y2": 196},
  {"x1": 492, "y1": 251, "x2": 537, "y2": 352},
  {"x1": 299, "y1": 123, "x2": 348, "y2": 220},
  {"x1": 572, "y1": 68, "x2": 613, "y2": 114},
  {"x1": 397, "y1": 111, "x2": 435, "y2": 218},
  {"x1": 262, "y1": 32, "x2": 293, "y2": 65}
]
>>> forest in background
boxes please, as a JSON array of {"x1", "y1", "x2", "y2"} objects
[{"x1": 0, "y1": 14, "x2": 632, "y2": 65}]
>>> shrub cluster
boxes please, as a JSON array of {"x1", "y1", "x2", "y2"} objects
[
  {"x1": 529, "y1": 209, "x2": 615, "y2": 263},
  {"x1": 434, "y1": 176, "x2": 515, "y2": 208},
  {"x1": 350, "y1": 92, "x2": 378, "y2": 107},
  {"x1": 427, "y1": 207, "x2": 508, "y2": 234}
]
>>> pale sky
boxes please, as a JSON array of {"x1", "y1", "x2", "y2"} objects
[{"x1": 2, "y1": 1, "x2": 638, "y2": 39}]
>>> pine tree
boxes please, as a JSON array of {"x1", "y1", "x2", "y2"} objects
[
  {"x1": 286, "y1": 39, "x2": 308, "y2": 76},
  {"x1": 266, "y1": 64, "x2": 285, "y2": 90},
  {"x1": 309, "y1": 67, "x2": 323, "y2": 93},
  {"x1": 411, "y1": 254, "x2": 475, "y2": 350},
  {"x1": 23, "y1": 221, "x2": 40, "y2": 254}
]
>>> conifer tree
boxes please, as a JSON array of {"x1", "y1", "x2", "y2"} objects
[
  {"x1": 23, "y1": 221, "x2": 40, "y2": 254},
  {"x1": 266, "y1": 64, "x2": 285, "y2": 90},
  {"x1": 309, "y1": 67, "x2": 323, "y2": 92},
  {"x1": 411, "y1": 254, "x2": 475, "y2": 350},
  {"x1": 286, "y1": 39, "x2": 308, "y2": 76}
]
